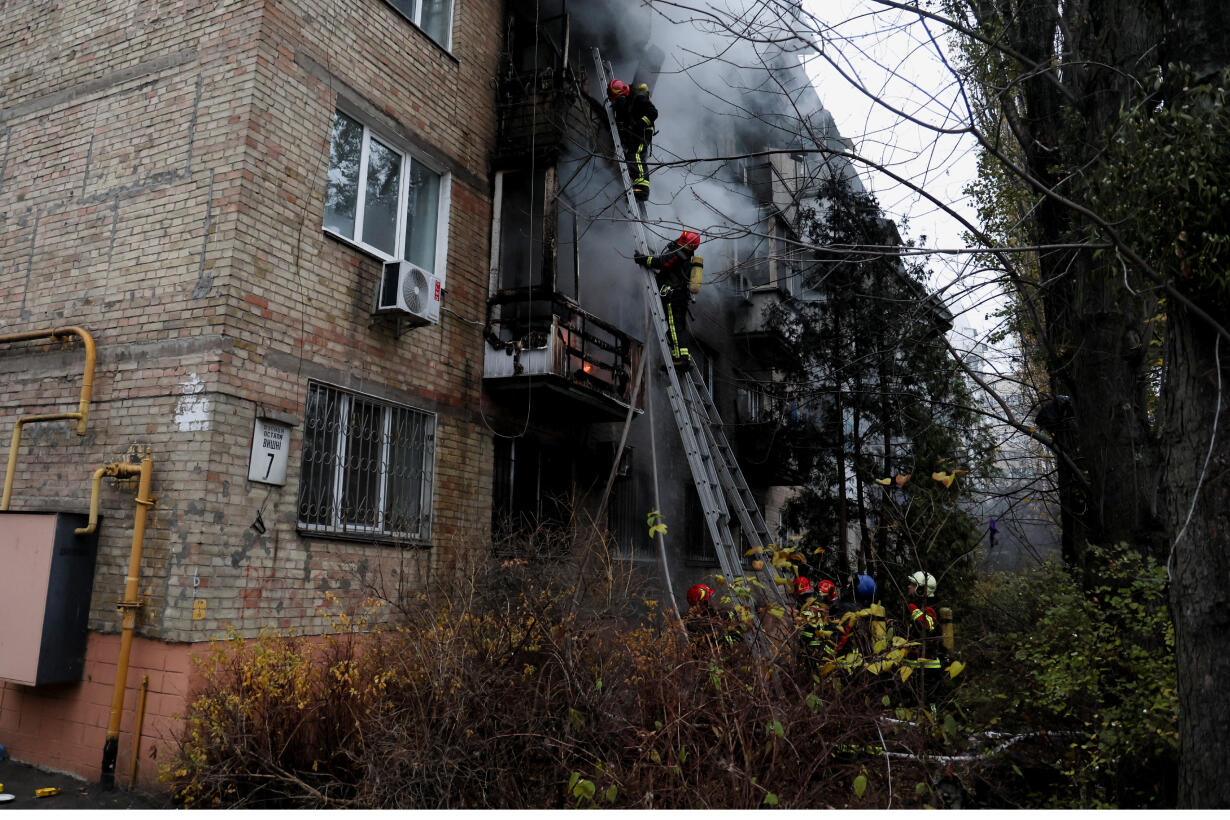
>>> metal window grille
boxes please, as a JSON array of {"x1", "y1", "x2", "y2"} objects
[
  {"x1": 608, "y1": 476, "x2": 653, "y2": 559},
  {"x1": 297, "y1": 382, "x2": 435, "y2": 542}
]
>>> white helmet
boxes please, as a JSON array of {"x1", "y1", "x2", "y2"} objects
[{"x1": 908, "y1": 571, "x2": 936, "y2": 597}]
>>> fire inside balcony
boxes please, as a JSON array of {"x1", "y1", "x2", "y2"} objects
[{"x1": 484, "y1": 289, "x2": 643, "y2": 423}]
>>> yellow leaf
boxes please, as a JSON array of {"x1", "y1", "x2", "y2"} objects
[
  {"x1": 947, "y1": 660, "x2": 966, "y2": 678},
  {"x1": 899, "y1": 666, "x2": 913, "y2": 682},
  {"x1": 875, "y1": 477, "x2": 892, "y2": 485}
]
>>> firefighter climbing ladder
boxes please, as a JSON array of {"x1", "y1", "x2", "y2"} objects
[{"x1": 593, "y1": 49, "x2": 787, "y2": 609}]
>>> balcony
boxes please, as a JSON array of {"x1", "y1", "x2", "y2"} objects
[
  {"x1": 735, "y1": 421, "x2": 813, "y2": 487},
  {"x1": 733, "y1": 288, "x2": 801, "y2": 366},
  {"x1": 734, "y1": 389, "x2": 829, "y2": 487},
  {"x1": 494, "y1": 74, "x2": 579, "y2": 170},
  {"x1": 494, "y1": 6, "x2": 581, "y2": 171},
  {"x1": 484, "y1": 289, "x2": 643, "y2": 423}
]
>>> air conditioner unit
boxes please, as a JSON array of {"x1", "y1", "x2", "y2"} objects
[{"x1": 376, "y1": 261, "x2": 442, "y2": 325}]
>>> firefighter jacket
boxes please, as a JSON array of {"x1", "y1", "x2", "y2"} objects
[
  {"x1": 906, "y1": 601, "x2": 943, "y2": 669},
  {"x1": 641, "y1": 242, "x2": 701, "y2": 297},
  {"x1": 795, "y1": 597, "x2": 836, "y2": 668},
  {"x1": 612, "y1": 87, "x2": 658, "y2": 145}
]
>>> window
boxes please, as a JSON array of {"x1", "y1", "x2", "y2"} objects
[
  {"x1": 297, "y1": 382, "x2": 435, "y2": 541},
  {"x1": 496, "y1": 168, "x2": 546, "y2": 290},
  {"x1": 385, "y1": 0, "x2": 453, "y2": 50},
  {"x1": 323, "y1": 110, "x2": 447, "y2": 270}
]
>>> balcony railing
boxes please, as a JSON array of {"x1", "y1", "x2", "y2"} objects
[{"x1": 484, "y1": 289, "x2": 643, "y2": 421}]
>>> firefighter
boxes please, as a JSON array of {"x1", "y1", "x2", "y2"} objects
[
  {"x1": 683, "y1": 582, "x2": 737, "y2": 649},
  {"x1": 904, "y1": 570, "x2": 944, "y2": 701},
  {"x1": 831, "y1": 574, "x2": 880, "y2": 662},
  {"x1": 635, "y1": 230, "x2": 702, "y2": 367},
  {"x1": 796, "y1": 578, "x2": 838, "y2": 673},
  {"x1": 607, "y1": 79, "x2": 658, "y2": 201}
]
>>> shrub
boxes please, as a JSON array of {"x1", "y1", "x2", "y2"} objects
[
  {"x1": 952, "y1": 544, "x2": 1178, "y2": 807},
  {"x1": 164, "y1": 559, "x2": 946, "y2": 809}
]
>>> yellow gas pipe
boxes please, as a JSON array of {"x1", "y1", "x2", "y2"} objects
[
  {"x1": 0, "y1": 326, "x2": 96, "y2": 510},
  {"x1": 76, "y1": 465, "x2": 116, "y2": 536},
  {"x1": 99, "y1": 449, "x2": 154, "y2": 791}
]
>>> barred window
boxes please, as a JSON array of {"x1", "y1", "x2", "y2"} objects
[{"x1": 297, "y1": 382, "x2": 435, "y2": 542}]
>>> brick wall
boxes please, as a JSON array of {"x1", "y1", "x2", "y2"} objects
[{"x1": 0, "y1": 0, "x2": 501, "y2": 645}]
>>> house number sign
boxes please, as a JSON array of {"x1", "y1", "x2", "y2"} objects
[{"x1": 248, "y1": 418, "x2": 291, "y2": 485}]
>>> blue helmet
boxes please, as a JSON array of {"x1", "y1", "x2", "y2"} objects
[{"x1": 855, "y1": 574, "x2": 877, "y2": 604}]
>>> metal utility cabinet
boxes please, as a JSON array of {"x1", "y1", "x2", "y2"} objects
[{"x1": 0, "y1": 511, "x2": 100, "y2": 686}]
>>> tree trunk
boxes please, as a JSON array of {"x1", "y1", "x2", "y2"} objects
[{"x1": 1163, "y1": 277, "x2": 1230, "y2": 810}]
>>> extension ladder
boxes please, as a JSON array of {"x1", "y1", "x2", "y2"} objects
[{"x1": 593, "y1": 49, "x2": 787, "y2": 610}]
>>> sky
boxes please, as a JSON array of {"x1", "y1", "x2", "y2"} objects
[{"x1": 798, "y1": 0, "x2": 996, "y2": 348}]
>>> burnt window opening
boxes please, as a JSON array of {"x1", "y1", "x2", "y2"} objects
[
  {"x1": 498, "y1": 168, "x2": 548, "y2": 291},
  {"x1": 496, "y1": 169, "x2": 578, "y2": 300},
  {"x1": 492, "y1": 437, "x2": 575, "y2": 559},
  {"x1": 608, "y1": 471, "x2": 649, "y2": 560}
]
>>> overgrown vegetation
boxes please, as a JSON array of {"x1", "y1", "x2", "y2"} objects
[
  {"x1": 164, "y1": 538, "x2": 1177, "y2": 809},
  {"x1": 952, "y1": 544, "x2": 1178, "y2": 807}
]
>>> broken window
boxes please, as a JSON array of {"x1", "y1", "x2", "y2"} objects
[
  {"x1": 297, "y1": 382, "x2": 435, "y2": 542},
  {"x1": 497, "y1": 168, "x2": 547, "y2": 289},
  {"x1": 323, "y1": 110, "x2": 448, "y2": 272}
]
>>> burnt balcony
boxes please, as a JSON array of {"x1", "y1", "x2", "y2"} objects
[
  {"x1": 495, "y1": 72, "x2": 581, "y2": 170},
  {"x1": 494, "y1": 5, "x2": 585, "y2": 171},
  {"x1": 484, "y1": 289, "x2": 643, "y2": 423}
]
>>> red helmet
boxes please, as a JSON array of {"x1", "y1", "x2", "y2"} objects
[
  {"x1": 793, "y1": 576, "x2": 813, "y2": 597},
  {"x1": 607, "y1": 79, "x2": 630, "y2": 99},
  {"x1": 816, "y1": 579, "x2": 838, "y2": 603},
  {"x1": 687, "y1": 583, "x2": 716, "y2": 607},
  {"x1": 678, "y1": 230, "x2": 701, "y2": 251}
]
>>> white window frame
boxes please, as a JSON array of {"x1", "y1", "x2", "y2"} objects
[
  {"x1": 297, "y1": 381, "x2": 437, "y2": 543},
  {"x1": 323, "y1": 110, "x2": 452, "y2": 285},
  {"x1": 383, "y1": 0, "x2": 454, "y2": 51}
]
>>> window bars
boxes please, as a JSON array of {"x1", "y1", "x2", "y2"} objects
[{"x1": 297, "y1": 382, "x2": 435, "y2": 542}]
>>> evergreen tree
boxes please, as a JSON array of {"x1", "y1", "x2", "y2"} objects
[{"x1": 764, "y1": 178, "x2": 994, "y2": 598}]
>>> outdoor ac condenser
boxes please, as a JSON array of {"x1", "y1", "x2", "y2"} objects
[{"x1": 376, "y1": 260, "x2": 442, "y2": 325}]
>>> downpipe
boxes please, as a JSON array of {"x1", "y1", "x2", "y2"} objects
[{"x1": 99, "y1": 449, "x2": 154, "y2": 790}]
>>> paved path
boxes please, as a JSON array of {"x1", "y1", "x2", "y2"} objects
[{"x1": 0, "y1": 758, "x2": 171, "y2": 810}]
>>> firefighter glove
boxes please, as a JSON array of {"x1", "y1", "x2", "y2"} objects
[{"x1": 634, "y1": 253, "x2": 649, "y2": 266}]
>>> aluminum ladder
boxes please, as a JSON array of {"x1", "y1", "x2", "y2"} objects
[{"x1": 592, "y1": 48, "x2": 787, "y2": 610}]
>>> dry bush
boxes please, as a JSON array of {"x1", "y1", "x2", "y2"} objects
[{"x1": 165, "y1": 545, "x2": 949, "y2": 809}]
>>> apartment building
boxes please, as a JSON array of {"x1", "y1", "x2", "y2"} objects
[
  {"x1": 0, "y1": 0, "x2": 501, "y2": 784},
  {"x1": 0, "y1": 0, "x2": 883, "y2": 788},
  {"x1": 481, "y1": 0, "x2": 866, "y2": 597}
]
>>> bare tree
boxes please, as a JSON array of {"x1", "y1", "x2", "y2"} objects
[{"x1": 636, "y1": 0, "x2": 1228, "y2": 806}]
